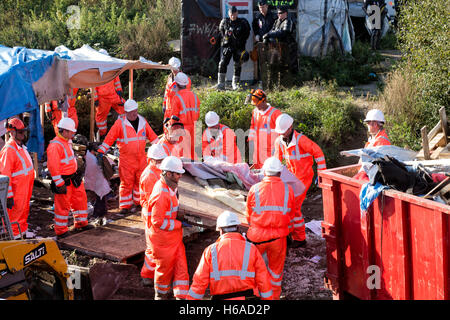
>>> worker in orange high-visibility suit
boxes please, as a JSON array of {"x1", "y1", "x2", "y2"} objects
[
  {"x1": 246, "y1": 89, "x2": 282, "y2": 169},
  {"x1": 187, "y1": 211, "x2": 273, "y2": 300},
  {"x1": 274, "y1": 114, "x2": 326, "y2": 248},
  {"x1": 45, "y1": 88, "x2": 79, "y2": 135},
  {"x1": 202, "y1": 111, "x2": 242, "y2": 163},
  {"x1": 0, "y1": 118, "x2": 34, "y2": 238},
  {"x1": 354, "y1": 109, "x2": 391, "y2": 181},
  {"x1": 245, "y1": 157, "x2": 295, "y2": 299},
  {"x1": 163, "y1": 57, "x2": 191, "y2": 115},
  {"x1": 139, "y1": 144, "x2": 168, "y2": 287},
  {"x1": 98, "y1": 99, "x2": 159, "y2": 215},
  {"x1": 165, "y1": 72, "x2": 200, "y2": 160},
  {"x1": 47, "y1": 118, "x2": 91, "y2": 239},
  {"x1": 158, "y1": 116, "x2": 197, "y2": 160},
  {"x1": 148, "y1": 156, "x2": 189, "y2": 300},
  {"x1": 94, "y1": 70, "x2": 125, "y2": 137}
]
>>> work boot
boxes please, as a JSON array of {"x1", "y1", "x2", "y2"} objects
[
  {"x1": 142, "y1": 277, "x2": 154, "y2": 287},
  {"x1": 117, "y1": 208, "x2": 130, "y2": 217},
  {"x1": 56, "y1": 230, "x2": 72, "y2": 240},
  {"x1": 232, "y1": 76, "x2": 240, "y2": 90},
  {"x1": 290, "y1": 239, "x2": 307, "y2": 248},
  {"x1": 216, "y1": 73, "x2": 226, "y2": 91},
  {"x1": 78, "y1": 223, "x2": 95, "y2": 232},
  {"x1": 154, "y1": 292, "x2": 172, "y2": 300}
]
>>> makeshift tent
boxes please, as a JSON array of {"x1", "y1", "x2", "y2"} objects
[
  {"x1": 0, "y1": 44, "x2": 169, "y2": 159},
  {"x1": 348, "y1": 0, "x2": 395, "y2": 39},
  {"x1": 297, "y1": 0, "x2": 354, "y2": 57}
]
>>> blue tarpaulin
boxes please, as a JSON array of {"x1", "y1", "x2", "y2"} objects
[{"x1": 0, "y1": 45, "x2": 66, "y2": 159}]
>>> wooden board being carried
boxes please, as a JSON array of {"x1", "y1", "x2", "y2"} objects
[{"x1": 57, "y1": 174, "x2": 246, "y2": 262}]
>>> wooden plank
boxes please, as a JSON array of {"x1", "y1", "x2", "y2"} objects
[
  {"x1": 90, "y1": 88, "x2": 95, "y2": 142},
  {"x1": 431, "y1": 146, "x2": 445, "y2": 160},
  {"x1": 429, "y1": 132, "x2": 446, "y2": 150},
  {"x1": 440, "y1": 106, "x2": 448, "y2": 145},
  {"x1": 427, "y1": 120, "x2": 442, "y2": 141},
  {"x1": 421, "y1": 126, "x2": 431, "y2": 160},
  {"x1": 178, "y1": 174, "x2": 248, "y2": 226}
]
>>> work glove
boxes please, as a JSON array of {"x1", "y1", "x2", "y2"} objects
[
  {"x1": 55, "y1": 184, "x2": 67, "y2": 195},
  {"x1": 94, "y1": 100, "x2": 99, "y2": 107},
  {"x1": 6, "y1": 197, "x2": 14, "y2": 209},
  {"x1": 116, "y1": 90, "x2": 123, "y2": 98}
]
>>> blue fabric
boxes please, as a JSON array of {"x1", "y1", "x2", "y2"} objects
[
  {"x1": 360, "y1": 182, "x2": 388, "y2": 212},
  {"x1": 0, "y1": 45, "x2": 68, "y2": 159}
]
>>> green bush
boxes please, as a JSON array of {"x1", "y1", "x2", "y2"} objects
[{"x1": 381, "y1": 0, "x2": 449, "y2": 150}]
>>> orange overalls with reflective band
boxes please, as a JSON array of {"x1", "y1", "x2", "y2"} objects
[
  {"x1": 139, "y1": 163, "x2": 161, "y2": 280},
  {"x1": 246, "y1": 176, "x2": 295, "y2": 299},
  {"x1": 163, "y1": 74, "x2": 191, "y2": 110},
  {"x1": 354, "y1": 128, "x2": 392, "y2": 181},
  {"x1": 98, "y1": 115, "x2": 159, "y2": 209},
  {"x1": 187, "y1": 232, "x2": 273, "y2": 300},
  {"x1": 47, "y1": 136, "x2": 88, "y2": 235},
  {"x1": 274, "y1": 130, "x2": 327, "y2": 241},
  {"x1": 165, "y1": 89, "x2": 200, "y2": 160},
  {"x1": 365, "y1": 128, "x2": 391, "y2": 148},
  {"x1": 0, "y1": 140, "x2": 34, "y2": 236},
  {"x1": 157, "y1": 136, "x2": 190, "y2": 159},
  {"x1": 94, "y1": 76, "x2": 125, "y2": 136},
  {"x1": 148, "y1": 179, "x2": 189, "y2": 299},
  {"x1": 249, "y1": 104, "x2": 282, "y2": 168},
  {"x1": 202, "y1": 124, "x2": 242, "y2": 163},
  {"x1": 45, "y1": 88, "x2": 79, "y2": 135}
]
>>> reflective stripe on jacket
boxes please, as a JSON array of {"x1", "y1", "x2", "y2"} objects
[
  {"x1": 94, "y1": 76, "x2": 122, "y2": 100},
  {"x1": 140, "y1": 164, "x2": 161, "y2": 220},
  {"x1": 365, "y1": 128, "x2": 391, "y2": 148},
  {"x1": 187, "y1": 232, "x2": 273, "y2": 300},
  {"x1": 246, "y1": 176, "x2": 295, "y2": 243},
  {"x1": 274, "y1": 130, "x2": 326, "y2": 183},
  {"x1": 202, "y1": 124, "x2": 242, "y2": 163},
  {"x1": 0, "y1": 140, "x2": 34, "y2": 198},
  {"x1": 148, "y1": 178, "x2": 182, "y2": 246},
  {"x1": 98, "y1": 115, "x2": 158, "y2": 167},
  {"x1": 47, "y1": 136, "x2": 78, "y2": 187},
  {"x1": 165, "y1": 89, "x2": 200, "y2": 127}
]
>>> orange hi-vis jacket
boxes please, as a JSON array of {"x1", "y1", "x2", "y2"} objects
[
  {"x1": 164, "y1": 88, "x2": 200, "y2": 126},
  {"x1": 187, "y1": 232, "x2": 274, "y2": 300},
  {"x1": 246, "y1": 176, "x2": 295, "y2": 243},
  {"x1": 365, "y1": 128, "x2": 391, "y2": 148},
  {"x1": 139, "y1": 163, "x2": 161, "y2": 280},
  {"x1": 202, "y1": 124, "x2": 242, "y2": 163},
  {"x1": 98, "y1": 115, "x2": 159, "y2": 169},
  {"x1": 158, "y1": 136, "x2": 184, "y2": 158},
  {"x1": 47, "y1": 135, "x2": 78, "y2": 187},
  {"x1": 274, "y1": 130, "x2": 327, "y2": 184},
  {"x1": 163, "y1": 73, "x2": 192, "y2": 109},
  {"x1": 45, "y1": 88, "x2": 79, "y2": 132},
  {"x1": 148, "y1": 178, "x2": 189, "y2": 299},
  {"x1": 249, "y1": 104, "x2": 282, "y2": 167},
  {"x1": 140, "y1": 163, "x2": 161, "y2": 220},
  {"x1": 0, "y1": 139, "x2": 34, "y2": 236},
  {"x1": 94, "y1": 76, "x2": 122, "y2": 100}
]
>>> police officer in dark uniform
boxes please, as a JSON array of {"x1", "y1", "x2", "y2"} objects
[
  {"x1": 217, "y1": 6, "x2": 251, "y2": 90},
  {"x1": 252, "y1": 0, "x2": 276, "y2": 87},
  {"x1": 263, "y1": 5, "x2": 298, "y2": 86}
]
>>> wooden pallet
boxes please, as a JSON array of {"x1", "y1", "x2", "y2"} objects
[{"x1": 417, "y1": 107, "x2": 450, "y2": 160}]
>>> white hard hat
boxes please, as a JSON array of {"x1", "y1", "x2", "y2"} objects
[
  {"x1": 160, "y1": 156, "x2": 185, "y2": 174},
  {"x1": 174, "y1": 72, "x2": 189, "y2": 86},
  {"x1": 147, "y1": 144, "x2": 167, "y2": 160},
  {"x1": 364, "y1": 109, "x2": 385, "y2": 123},
  {"x1": 262, "y1": 156, "x2": 283, "y2": 175},
  {"x1": 124, "y1": 99, "x2": 138, "y2": 112},
  {"x1": 205, "y1": 111, "x2": 220, "y2": 127},
  {"x1": 99, "y1": 49, "x2": 109, "y2": 56},
  {"x1": 216, "y1": 210, "x2": 240, "y2": 231},
  {"x1": 168, "y1": 57, "x2": 181, "y2": 70},
  {"x1": 57, "y1": 117, "x2": 76, "y2": 133},
  {"x1": 275, "y1": 113, "x2": 294, "y2": 134}
]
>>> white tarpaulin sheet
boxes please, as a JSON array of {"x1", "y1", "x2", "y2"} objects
[{"x1": 297, "y1": 0, "x2": 354, "y2": 57}]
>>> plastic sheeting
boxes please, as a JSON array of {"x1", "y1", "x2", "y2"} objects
[{"x1": 297, "y1": 0, "x2": 354, "y2": 57}]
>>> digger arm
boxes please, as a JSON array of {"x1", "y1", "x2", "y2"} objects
[{"x1": 0, "y1": 239, "x2": 74, "y2": 300}]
